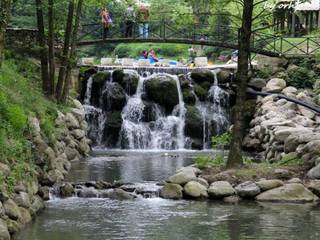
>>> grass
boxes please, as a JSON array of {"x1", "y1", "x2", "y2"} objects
[{"x1": 0, "y1": 56, "x2": 67, "y2": 193}]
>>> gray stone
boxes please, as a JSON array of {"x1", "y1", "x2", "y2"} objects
[
  {"x1": 13, "y1": 192, "x2": 31, "y2": 208},
  {"x1": 274, "y1": 169, "x2": 291, "y2": 179},
  {"x1": 160, "y1": 183, "x2": 183, "y2": 200},
  {"x1": 256, "y1": 183, "x2": 319, "y2": 203},
  {"x1": 256, "y1": 179, "x2": 284, "y2": 191},
  {"x1": 184, "y1": 181, "x2": 208, "y2": 198},
  {"x1": 308, "y1": 180, "x2": 320, "y2": 197},
  {"x1": 38, "y1": 186, "x2": 50, "y2": 200},
  {"x1": 265, "y1": 78, "x2": 286, "y2": 93},
  {"x1": 18, "y1": 207, "x2": 31, "y2": 224},
  {"x1": 0, "y1": 163, "x2": 10, "y2": 177},
  {"x1": 287, "y1": 178, "x2": 302, "y2": 184},
  {"x1": 65, "y1": 113, "x2": 80, "y2": 129},
  {"x1": 208, "y1": 181, "x2": 235, "y2": 198},
  {"x1": 6, "y1": 218, "x2": 21, "y2": 235},
  {"x1": 71, "y1": 129, "x2": 86, "y2": 140},
  {"x1": 0, "y1": 219, "x2": 10, "y2": 240},
  {"x1": 30, "y1": 195, "x2": 45, "y2": 216},
  {"x1": 235, "y1": 181, "x2": 261, "y2": 198},
  {"x1": 168, "y1": 170, "x2": 196, "y2": 185},
  {"x1": 248, "y1": 78, "x2": 266, "y2": 90},
  {"x1": 103, "y1": 189, "x2": 136, "y2": 200},
  {"x1": 4, "y1": 199, "x2": 21, "y2": 221},
  {"x1": 223, "y1": 195, "x2": 241, "y2": 204},
  {"x1": 307, "y1": 163, "x2": 320, "y2": 179}
]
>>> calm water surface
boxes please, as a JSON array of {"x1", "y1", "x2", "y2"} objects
[{"x1": 18, "y1": 150, "x2": 320, "y2": 240}]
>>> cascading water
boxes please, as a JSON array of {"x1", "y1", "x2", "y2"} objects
[
  {"x1": 82, "y1": 67, "x2": 230, "y2": 150},
  {"x1": 119, "y1": 74, "x2": 187, "y2": 150}
]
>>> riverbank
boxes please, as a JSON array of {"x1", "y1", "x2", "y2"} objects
[{"x1": 0, "y1": 58, "x2": 91, "y2": 239}]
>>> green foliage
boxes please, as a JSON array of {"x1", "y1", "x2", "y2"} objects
[
  {"x1": 114, "y1": 43, "x2": 189, "y2": 59},
  {"x1": 212, "y1": 133, "x2": 231, "y2": 149},
  {"x1": 193, "y1": 154, "x2": 225, "y2": 169},
  {"x1": 288, "y1": 66, "x2": 316, "y2": 89},
  {"x1": 255, "y1": 66, "x2": 273, "y2": 79}
]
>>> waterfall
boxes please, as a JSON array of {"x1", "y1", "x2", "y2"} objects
[
  {"x1": 82, "y1": 68, "x2": 230, "y2": 150},
  {"x1": 119, "y1": 74, "x2": 186, "y2": 150}
]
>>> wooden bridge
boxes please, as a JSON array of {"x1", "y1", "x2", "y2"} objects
[{"x1": 77, "y1": 21, "x2": 320, "y2": 58}]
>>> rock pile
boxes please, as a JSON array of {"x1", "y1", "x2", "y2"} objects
[
  {"x1": 160, "y1": 166, "x2": 320, "y2": 203},
  {"x1": 244, "y1": 78, "x2": 320, "y2": 178}
]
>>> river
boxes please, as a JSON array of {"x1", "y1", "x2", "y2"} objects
[{"x1": 18, "y1": 150, "x2": 320, "y2": 240}]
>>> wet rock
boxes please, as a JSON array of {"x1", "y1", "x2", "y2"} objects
[
  {"x1": 102, "y1": 189, "x2": 136, "y2": 200},
  {"x1": 160, "y1": 183, "x2": 183, "y2": 200},
  {"x1": 191, "y1": 69, "x2": 214, "y2": 84},
  {"x1": 183, "y1": 89, "x2": 196, "y2": 105},
  {"x1": 94, "y1": 181, "x2": 112, "y2": 190},
  {"x1": 184, "y1": 181, "x2": 208, "y2": 198},
  {"x1": 13, "y1": 192, "x2": 31, "y2": 208},
  {"x1": 194, "y1": 84, "x2": 208, "y2": 101},
  {"x1": 113, "y1": 69, "x2": 139, "y2": 95},
  {"x1": 256, "y1": 183, "x2": 319, "y2": 203},
  {"x1": 59, "y1": 183, "x2": 75, "y2": 198},
  {"x1": 4, "y1": 199, "x2": 21, "y2": 221},
  {"x1": 256, "y1": 179, "x2": 284, "y2": 191},
  {"x1": 235, "y1": 181, "x2": 260, "y2": 198},
  {"x1": 208, "y1": 181, "x2": 235, "y2": 198},
  {"x1": 30, "y1": 195, "x2": 45, "y2": 216},
  {"x1": 223, "y1": 195, "x2": 241, "y2": 204},
  {"x1": 6, "y1": 218, "x2": 21, "y2": 235},
  {"x1": 217, "y1": 70, "x2": 231, "y2": 83},
  {"x1": 77, "y1": 188, "x2": 99, "y2": 198},
  {"x1": 185, "y1": 106, "x2": 204, "y2": 139},
  {"x1": 38, "y1": 186, "x2": 50, "y2": 200},
  {"x1": 102, "y1": 82, "x2": 127, "y2": 111},
  {"x1": 265, "y1": 78, "x2": 286, "y2": 93},
  {"x1": 91, "y1": 71, "x2": 111, "y2": 106},
  {"x1": 0, "y1": 219, "x2": 10, "y2": 240},
  {"x1": 103, "y1": 111, "x2": 122, "y2": 147},
  {"x1": 145, "y1": 74, "x2": 179, "y2": 113}
]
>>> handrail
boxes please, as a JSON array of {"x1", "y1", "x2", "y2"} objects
[{"x1": 247, "y1": 89, "x2": 320, "y2": 114}]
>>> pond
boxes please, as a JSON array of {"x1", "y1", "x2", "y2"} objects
[{"x1": 18, "y1": 150, "x2": 320, "y2": 240}]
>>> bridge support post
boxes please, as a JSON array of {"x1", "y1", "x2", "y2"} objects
[{"x1": 291, "y1": 12, "x2": 295, "y2": 37}]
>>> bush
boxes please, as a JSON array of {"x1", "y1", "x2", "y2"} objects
[
  {"x1": 288, "y1": 67, "x2": 316, "y2": 89},
  {"x1": 194, "y1": 155, "x2": 225, "y2": 169}
]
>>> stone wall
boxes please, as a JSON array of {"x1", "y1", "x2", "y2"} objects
[
  {"x1": 0, "y1": 99, "x2": 90, "y2": 239},
  {"x1": 244, "y1": 78, "x2": 320, "y2": 179}
]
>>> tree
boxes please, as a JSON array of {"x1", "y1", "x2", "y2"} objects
[
  {"x1": 35, "y1": 0, "x2": 50, "y2": 96},
  {"x1": 55, "y1": 0, "x2": 75, "y2": 101},
  {"x1": 0, "y1": 0, "x2": 12, "y2": 67},
  {"x1": 62, "y1": 0, "x2": 84, "y2": 103},
  {"x1": 48, "y1": 0, "x2": 55, "y2": 96}
]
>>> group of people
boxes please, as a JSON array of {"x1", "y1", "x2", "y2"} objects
[
  {"x1": 100, "y1": 4, "x2": 150, "y2": 39},
  {"x1": 141, "y1": 50, "x2": 158, "y2": 64}
]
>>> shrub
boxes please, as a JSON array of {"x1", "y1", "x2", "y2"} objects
[
  {"x1": 212, "y1": 133, "x2": 231, "y2": 149},
  {"x1": 288, "y1": 67, "x2": 316, "y2": 89},
  {"x1": 6, "y1": 105, "x2": 27, "y2": 131},
  {"x1": 194, "y1": 154, "x2": 225, "y2": 169}
]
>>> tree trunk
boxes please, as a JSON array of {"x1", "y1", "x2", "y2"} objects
[
  {"x1": 48, "y1": 0, "x2": 55, "y2": 96},
  {"x1": 35, "y1": 0, "x2": 50, "y2": 96},
  {"x1": 56, "y1": 0, "x2": 75, "y2": 101},
  {"x1": 62, "y1": 0, "x2": 83, "y2": 103},
  {"x1": 226, "y1": 0, "x2": 254, "y2": 169},
  {"x1": 0, "y1": 0, "x2": 12, "y2": 67}
]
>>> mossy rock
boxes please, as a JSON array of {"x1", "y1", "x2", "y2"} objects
[
  {"x1": 194, "y1": 84, "x2": 208, "y2": 101},
  {"x1": 102, "y1": 83, "x2": 127, "y2": 111},
  {"x1": 191, "y1": 69, "x2": 214, "y2": 84},
  {"x1": 183, "y1": 89, "x2": 196, "y2": 105},
  {"x1": 178, "y1": 75, "x2": 190, "y2": 90},
  {"x1": 91, "y1": 71, "x2": 111, "y2": 107},
  {"x1": 112, "y1": 69, "x2": 139, "y2": 95},
  {"x1": 103, "y1": 111, "x2": 123, "y2": 147},
  {"x1": 144, "y1": 74, "x2": 179, "y2": 113},
  {"x1": 200, "y1": 81, "x2": 211, "y2": 92},
  {"x1": 185, "y1": 106, "x2": 203, "y2": 139}
]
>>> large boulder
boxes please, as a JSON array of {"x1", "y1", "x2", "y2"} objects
[
  {"x1": 256, "y1": 183, "x2": 319, "y2": 203},
  {"x1": 13, "y1": 192, "x2": 31, "y2": 208},
  {"x1": 0, "y1": 219, "x2": 10, "y2": 240},
  {"x1": 255, "y1": 179, "x2": 284, "y2": 191},
  {"x1": 235, "y1": 181, "x2": 261, "y2": 198},
  {"x1": 185, "y1": 106, "x2": 203, "y2": 140},
  {"x1": 91, "y1": 71, "x2": 111, "y2": 107},
  {"x1": 208, "y1": 181, "x2": 235, "y2": 198},
  {"x1": 184, "y1": 181, "x2": 208, "y2": 198},
  {"x1": 217, "y1": 70, "x2": 231, "y2": 83},
  {"x1": 59, "y1": 183, "x2": 75, "y2": 198},
  {"x1": 103, "y1": 111, "x2": 122, "y2": 147},
  {"x1": 160, "y1": 183, "x2": 183, "y2": 199},
  {"x1": 102, "y1": 189, "x2": 136, "y2": 200},
  {"x1": 168, "y1": 169, "x2": 196, "y2": 185},
  {"x1": 144, "y1": 74, "x2": 179, "y2": 113},
  {"x1": 191, "y1": 69, "x2": 214, "y2": 84},
  {"x1": 265, "y1": 78, "x2": 286, "y2": 93},
  {"x1": 113, "y1": 69, "x2": 139, "y2": 95},
  {"x1": 102, "y1": 82, "x2": 127, "y2": 111},
  {"x1": 308, "y1": 180, "x2": 320, "y2": 197}
]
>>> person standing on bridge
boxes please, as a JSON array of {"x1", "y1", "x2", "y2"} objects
[
  {"x1": 100, "y1": 8, "x2": 112, "y2": 39},
  {"x1": 138, "y1": 4, "x2": 150, "y2": 39},
  {"x1": 125, "y1": 4, "x2": 136, "y2": 38}
]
